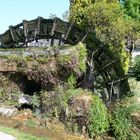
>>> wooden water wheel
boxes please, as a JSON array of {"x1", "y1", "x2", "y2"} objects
[{"x1": 0, "y1": 17, "x2": 130, "y2": 102}]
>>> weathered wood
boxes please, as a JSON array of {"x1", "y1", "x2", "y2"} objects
[
  {"x1": 0, "y1": 30, "x2": 13, "y2": 45},
  {"x1": 0, "y1": 17, "x2": 87, "y2": 48},
  {"x1": 81, "y1": 32, "x2": 89, "y2": 42},
  {"x1": 103, "y1": 59, "x2": 117, "y2": 69},
  {"x1": 37, "y1": 18, "x2": 54, "y2": 38},
  {"x1": 108, "y1": 77, "x2": 127, "y2": 85},
  {"x1": 64, "y1": 22, "x2": 73, "y2": 40},
  {"x1": 51, "y1": 18, "x2": 57, "y2": 36},
  {"x1": 9, "y1": 26, "x2": 16, "y2": 42}
]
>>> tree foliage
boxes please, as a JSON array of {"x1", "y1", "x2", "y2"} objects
[
  {"x1": 133, "y1": 56, "x2": 140, "y2": 81},
  {"x1": 122, "y1": 0, "x2": 140, "y2": 43},
  {"x1": 70, "y1": 0, "x2": 127, "y2": 46},
  {"x1": 123, "y1": 0, "x2": 140, "y2": 20},
  {"x1": 69, "y1": 0, "x2": 92, "y2": 28},
  {"x1": 69, "y1": 0, "x2": 140, "y2": 46},
  {"x1": 62, "y1": 10, "x2": 69, "y2": 21},
  {"x1": 85, "y1": 1, "x2": 127, "y2": 46},
  {"x1": 69, "y1": 0, "x2": 140, "y2": 76}
]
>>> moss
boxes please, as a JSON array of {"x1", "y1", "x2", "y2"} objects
[
  {"x1": 0, "y1": 44, "x2": 88, "y2": 114},
  {"x1": 57, "y1": 42, "x2": 87, "y2": 74},
  {"x1": 109, "y1": 42, "x2": 130, "y2": 74},
  {"x1": 40, "y1": 90, "x2": 67, "y2": 117},
  {"x1": 68, "y1": 73, "x2": 77, "y2": 88},
  {"x1": 65, "y1": 88, "x2": 85, "y2": 100},
  {"x1": 36, "y1": 57, "x2": 49, "y2": 64},
  {"x1": 0, "y1": 74, "x2": 20, "y2": 106},
  {"x1": 133, "y1": 56, "x2": 140, "y2": 80},
  {"x1": 0, "y1": 44, "x2": 87, "y2": 90},
  {"x1": 60, "y1": 89, "x2": 109, "y2": 138},
  {"x1": 57, "y1": 55, "x2": 73, "y2": 67}
]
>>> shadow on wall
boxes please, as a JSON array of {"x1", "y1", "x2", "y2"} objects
[
  {"x1": 7, "y1": 73, "x2": 41, "y2": 96},
  {"x1": 23, "y1": 79, "x2": 41, "y2": 95}
]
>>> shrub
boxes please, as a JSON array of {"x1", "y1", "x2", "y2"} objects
[
  {"x1": 111, "y1": 106, "x2": 132, "y2": 139},
  {"x1": 133, "y1": 56, "x2": 140, "y2": 80},
  {"x1": 62, "y1": 90, "x2": 109, "y2": 138},
  {"x1": 111, "y1": 102, "x2": 139, "y2": 140},
  {"x1": 65, "y1": 88, "x2": 85, "y2": 100},
  {"x1": 31, "y1": 94, "x2": 40, "y2": 112},
  {"x1": 128, "y1": 78, "x2": 140, "y2": 97},
  {"x1": 57, "y1": 42, "x2": 87, "y2": 74},
  {"x1": 0, "y1": 74, "x2": 20, "y2": 106},
  {"x1": 75, "y1": 42, "x2": 87, "y2": 72},
  {"x1": 40, "y1": 91, "x2": 61, "y2": 116},
  {"x1": 87, "y1": 95, "x2": 109, "y2": 138},
  {"x1": 67, "y1": 73, "x2": 77, "y2": 88}
]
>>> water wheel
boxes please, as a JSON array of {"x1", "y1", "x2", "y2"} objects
[{"x1": 0, "y1": 17, "x2": 130, "y2": 102}]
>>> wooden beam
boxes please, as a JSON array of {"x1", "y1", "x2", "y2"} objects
[
  {"x1": 108, "y1": 77, "x2": 127, "y2": 85},
  {"x1": 81, "y1": 32, "x2": 89, "y2": 42},
  {"x1": 103, "y1": 59, "x2": 117, "y2": 69},
  {"x1": 64, "y1": 22, "x2": 73, "y2": 40}
]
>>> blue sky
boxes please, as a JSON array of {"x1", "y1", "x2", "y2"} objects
[{"x1": 0, "y1": 0, "x2": 69, "y2": 33}]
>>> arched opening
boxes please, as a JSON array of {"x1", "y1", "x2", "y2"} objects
[
  {"x1": 24, "y1": 79, "x2": 41, "y2": 95},
  {"x1": 18, "y1": 104, "x2": 33, "y2": 111}
]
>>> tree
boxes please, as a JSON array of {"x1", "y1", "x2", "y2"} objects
[
  {"x1": 69, "y1": 0, "x2": 131, "y2": 98},
  {"x1": 123, "y1": 0, "x2": 140, "y2": 20},
  {"x1": 62, "y1": 10, "x2": 69, "y2": 21},
  {"x1": 133, "y1": 56, "x2": 140, "y2": 80},
  {"x1": 49, "y1": 13, "x2": 57, "y2": 19},
  {"x1": 69, "y1": 0, "x2": 92, "y2": 28},
  {"x1": 70, "y1": 0, "x2": 128, "y2": 46}
]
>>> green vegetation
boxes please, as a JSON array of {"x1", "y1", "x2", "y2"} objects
[
  {"x1": 111, "y1": 105, "x2": 131, "y2": 139},
  {"x1": 57, "y1": 42, "x2": 87, "y2": 74},
  {"x1": 76, "y1": 43, "x2": 87, "y2": 72},
  {"x1": 69, "y1": 0, "x2": 140, "y2": 74},
  {"x1": 106, "y1": 77, "x2": 140, "y2": 139},
  {"x1": 0, "y1": 74, "x2": 20, "y2": 106},
  {"x1": 0, "y1": 125, "x2": 48, "y2": 140},
  {"x1": 67, "y1": 74, "x2": 77, "y2": 88},
  {"x1": 133, "y1": 56, "x2": 140, "y2": 80},
  {"x1": 0, "y1": 42, "x2": 139, "y2": 140},
  {"x1": 0, "y1": 1, "x2": 140, "y2": 139},
  {"x1": 88, "y1": 95, "x2": 109, "y2": 138},
  {"x1": 123, "y1": 0, "x2": 140, "y2": 20},
  {"x1": 50, "y1": 88, "x2": 109, "y2": 138},
  {"x1": 111, "y1": 97, "x2": 140, "y2": 140},
  {"x1": 26, "y1": 119, "x2": 36, "y2": 128},
  {"x1": 31, "y1": 94, "x2": 40, "y2": 112},
  {"x1": 70, "y1": 0, "x2": 137, "y2": 46}
]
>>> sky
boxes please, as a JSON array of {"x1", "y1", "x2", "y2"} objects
[{"x1": 0, "y1": 0, "x2": 70, "y2": 33}]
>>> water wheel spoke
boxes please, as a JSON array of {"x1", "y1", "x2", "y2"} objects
[{"x1": 103, "y1": 59, "x2": 117, "y2": 69}]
